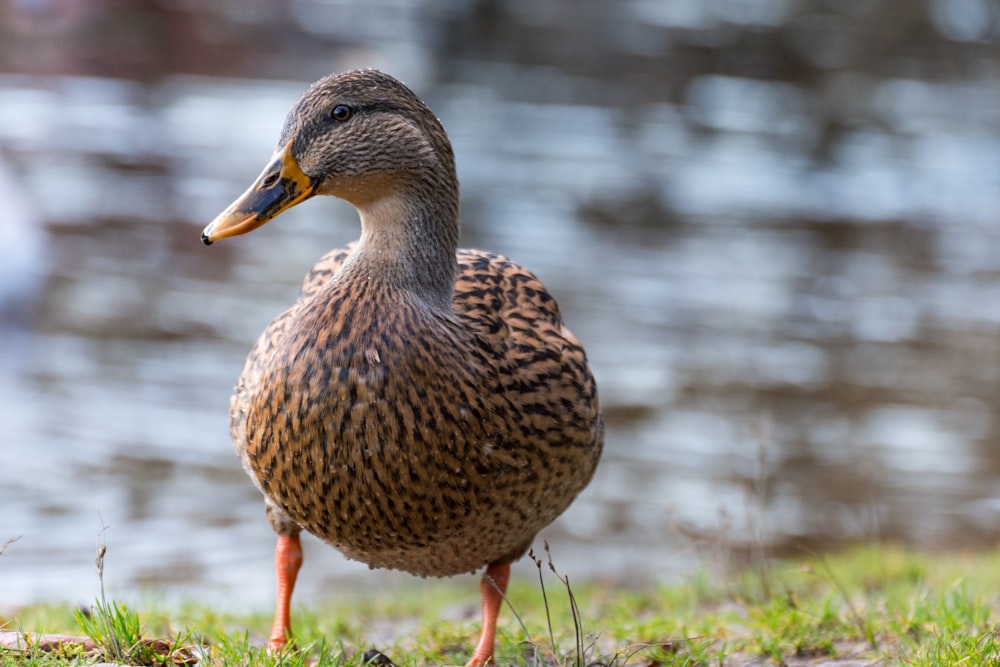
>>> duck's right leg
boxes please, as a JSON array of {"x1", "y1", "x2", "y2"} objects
[{"x1": 265, "y1": 502, "x2": 303, "y2": 650}]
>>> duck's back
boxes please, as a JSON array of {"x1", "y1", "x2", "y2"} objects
[{"x1": 230, "y1": 245, "x2": 603, "y2": 577}]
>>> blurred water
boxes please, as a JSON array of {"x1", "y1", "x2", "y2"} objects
[{"x1": 2, "y1": 0, "x2": 1000, "y2": 609}]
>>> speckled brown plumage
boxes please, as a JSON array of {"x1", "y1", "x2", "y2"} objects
[
  {"x1": 202, "y1": 69, "x2": 603, "y2": 664},
  {"x1": 236, "y1": 244, "x2": 601, "y2": 576}
]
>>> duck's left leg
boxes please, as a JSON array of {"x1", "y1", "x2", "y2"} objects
[{"x1": 464, "y1": 561, "x2": 511, "y2": 667}]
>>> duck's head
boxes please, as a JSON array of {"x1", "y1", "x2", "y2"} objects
[{"x1": 202, "y1": 69, "x2": 456, "y2": 246}]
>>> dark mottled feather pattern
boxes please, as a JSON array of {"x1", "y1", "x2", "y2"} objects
[
  {"x1": 224, "y1": 69, "x2": 603, "y2": 579},
  {"x1": 232, "y1": 246, "x2": 602, "y2": 576}
]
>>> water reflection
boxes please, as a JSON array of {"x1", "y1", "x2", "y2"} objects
[{"x1": 2, "y1": 0, "x2": 1000, "y2": 608}]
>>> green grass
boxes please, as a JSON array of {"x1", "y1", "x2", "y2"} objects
[{"x1": 4, "y1": 544, "x2": 1000, "y2": 666}]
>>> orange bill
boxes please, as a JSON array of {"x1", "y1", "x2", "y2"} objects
[{"x1": 202, "y1": 139, "x2": 317, "y2": 245}]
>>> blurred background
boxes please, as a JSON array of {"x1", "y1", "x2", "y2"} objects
[{"x1": 2, "y1": 0, "x2": 1000, "y2": 608}]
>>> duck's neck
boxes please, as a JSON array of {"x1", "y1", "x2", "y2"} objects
[{"x1": 343, "y1": 181, "x2": 460, "y2": 311}]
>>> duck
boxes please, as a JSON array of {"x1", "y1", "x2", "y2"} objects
[{"x1": 201, "y1": 69, "x2": 603, "y2": 667}]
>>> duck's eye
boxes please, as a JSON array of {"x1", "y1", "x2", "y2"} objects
[{"x1": 330, "y1": 105, "x2": 353, "y2": 122}]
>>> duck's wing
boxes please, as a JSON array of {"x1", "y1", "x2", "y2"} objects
[
  {"x1": 453, "y1": 247, "x2": 604, "y2": 481},
  {"x1": 296, "y1": 243, "x2": 356, "y2": 301}
]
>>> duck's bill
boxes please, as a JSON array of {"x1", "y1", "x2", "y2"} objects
[{"x1": 201, "y1": 139, "x2": 316, "y2": 245}]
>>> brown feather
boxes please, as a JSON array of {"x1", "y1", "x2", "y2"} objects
[{"x1": 222, "y1": 69, "x2": 603, "y2": 578}]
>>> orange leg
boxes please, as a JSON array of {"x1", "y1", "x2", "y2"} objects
[
  {"x1": 268, "y1": 532, "x2": 303, "y2": 650},
  {"x1": 464, "y1": 561, "x2": 511, "y2": 667}
]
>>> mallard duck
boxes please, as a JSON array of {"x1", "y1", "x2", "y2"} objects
[{"x1": 201, "y1": 69, "x2": 603, "y2": 667}]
